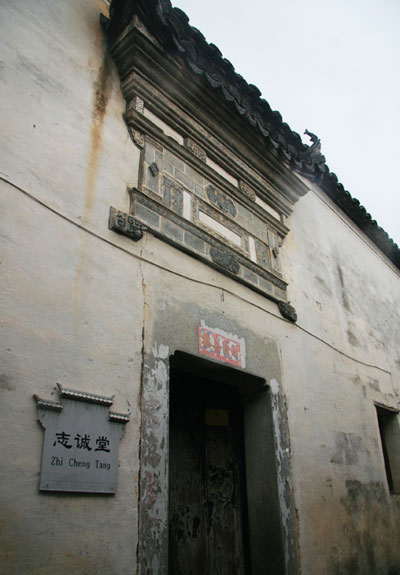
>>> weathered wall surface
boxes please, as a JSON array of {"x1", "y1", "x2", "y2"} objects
[
  {"x1": 282, "y1": 185, "x2": 400, "y2": 574},
  {"x1": 1, "y1": 1, "x2": 400, "y2": 574},
  {"x1": 1, "y1": 1, "x2": 143, "y2": 573}
]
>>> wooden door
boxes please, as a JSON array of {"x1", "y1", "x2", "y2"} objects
[{"x1": 169, "y1": 374, "x2": 250, "y2": 574}]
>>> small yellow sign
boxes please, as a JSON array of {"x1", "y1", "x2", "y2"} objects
[{"x1": 205, "y1": 409, "x2": 229, "y2": 427}]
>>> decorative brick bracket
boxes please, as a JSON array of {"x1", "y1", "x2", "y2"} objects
[{"x1": 109, "y1": 207, "x2": 147, "y2": 241}]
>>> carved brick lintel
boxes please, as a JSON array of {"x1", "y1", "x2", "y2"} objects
[
  {"x1": 128, "y1": 189, "x2": 288, "y2": 303},
  {"x1": 239, "y1": 180, "x2": 256, "y2": 201},
  {"x1": 109, "y1": 207, "x2": 147, "y2": 241},
  {"x1": 128, "y1": 95, "x2": 144, "y2": 115},
  {"x1": 210, "y1": 247, "x2": 240, "y2": 275},
  {"x1": 184, "y1": 137, "x2": 207, "y2": 162},
  {"x1": 128, "y1": 125, "x2": 145, "y2": 148},
  {"x1": 278, "y1": 302, "x2": 297, "y2": 323}
]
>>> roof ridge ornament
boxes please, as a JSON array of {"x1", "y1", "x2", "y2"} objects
[{"x1": 300, "y1": 129, "x2": 326, "y2": 168}]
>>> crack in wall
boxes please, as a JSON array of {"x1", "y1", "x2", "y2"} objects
[{"x1": 136, "y1": 232, "x2": 148, "y2": 574}]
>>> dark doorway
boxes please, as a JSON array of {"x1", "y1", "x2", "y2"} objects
[
  {"x1": 169, "y1": 370, "x2": 251, "y2": 574},
  {"x1": 168, "y1": 351, "x2": 288, "y2": 575}
]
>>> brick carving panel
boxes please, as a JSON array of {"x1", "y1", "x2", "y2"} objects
[
  {"x1": 206, "y1": 184, "x2": 236, "y2": 217},
  {"x1": 163, "y1": 176, "x2": 183, "y2": 215},
  {"x1": 132, "y1": 138, "x2": 288, "y2": 303}
]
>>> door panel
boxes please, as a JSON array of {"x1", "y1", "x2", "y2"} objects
[{"x1": 169, "y1": 374, "x2": 250, "y2": 574}]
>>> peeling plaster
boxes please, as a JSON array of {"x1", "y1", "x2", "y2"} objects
[
  {"x1": 270, "y1": 378, "x2": 299, "y2": 575},
  {"x1": 138, "y1": 344, "x2": 170, "y2": 575}
]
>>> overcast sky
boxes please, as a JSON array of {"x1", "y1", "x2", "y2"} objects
[{"x1": 172, "y1": 0, "x2": 399, "y2": 246}]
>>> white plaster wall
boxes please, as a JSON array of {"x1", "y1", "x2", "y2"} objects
[
  {"x1": 1, "y1": 182, "x2": 144, "y2": 573},
  {"x1": 0, "y1": 0, "x2": 139, "y2": 227},
  {"x1": 280, "y1": 186, "x2": 400, "y2": 574},
  {"x1": 0, "y1": 1, "x2": 144, "y2": 573}
]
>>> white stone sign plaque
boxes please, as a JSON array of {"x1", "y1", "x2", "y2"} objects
[{"x1": 35, "y1": 385, "x2": 129, "y2": 494}]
